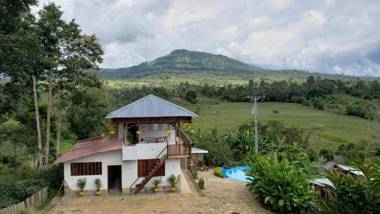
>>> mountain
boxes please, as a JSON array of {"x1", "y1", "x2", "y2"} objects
[
  {"x1": 102, "y1": 49, "x2": 262, "y2": 79},
  {"x1": 101, "y1": 49, "x2": 363, "y2": 81}
]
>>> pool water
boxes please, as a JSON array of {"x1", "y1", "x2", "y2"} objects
[{"x1": 224, "y1": 166, "x2": 252, "y2": 182}]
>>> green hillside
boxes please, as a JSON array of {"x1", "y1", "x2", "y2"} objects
[
  {"x1": 101, "y1": 49, "x2": 360, "y2": 82},
  {"x1": 173, "y1": 97, "x2": 380, "y2": 151}
]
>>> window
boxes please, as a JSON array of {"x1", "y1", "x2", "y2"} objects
[
  {"x1": 138, "y1": 159, "x2": 165, "y2": 177},
  {"x1": 71, "y1": 162, "x2": 102, "y2": 176}
]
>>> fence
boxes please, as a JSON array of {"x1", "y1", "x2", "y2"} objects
[{"x1": 0, "y1": 187, "x2": 48, "y2": 214}]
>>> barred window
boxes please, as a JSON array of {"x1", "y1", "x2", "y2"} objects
[{"x1": 71, "y1": 162, "x2": 102, "y2": 176}]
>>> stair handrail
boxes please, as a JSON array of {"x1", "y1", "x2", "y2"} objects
[{"x1": 129, "y1": 141, "x2": 169, "y2": 193}]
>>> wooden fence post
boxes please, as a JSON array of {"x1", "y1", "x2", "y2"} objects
[{"x1": 0, "y1": 187, "x2": 48, "y2": 214}]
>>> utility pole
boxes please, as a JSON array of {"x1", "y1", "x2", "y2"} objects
[{"x1": 248, "y1": 96, "x2": 263, "y2": 155}]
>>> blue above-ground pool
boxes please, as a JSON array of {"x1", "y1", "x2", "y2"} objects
[{"x1": 224, "y1": 166, "x2": 252, "y2": 182}]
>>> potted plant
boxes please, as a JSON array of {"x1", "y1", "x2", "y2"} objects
[
  {"x1": 77, "y1": 178, "x2": 86, "y2": 196},
  {"x1": 95, "y1": 178, "x2": 102, "y2": 196},
  {"x1": 167, "y1": 175, "x2": 177, "y2": 192},
  {"x1": 198, "y1": 160, "x2": 205, "y2": 171},
  {"x1": 152, "y1": 179, "x2": 161, "y2": 193},
  {"x1": 198, "y1": 178, "x2": 205, "y2": 189}
]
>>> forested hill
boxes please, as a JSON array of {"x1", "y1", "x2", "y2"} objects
[
  {"x1": 102, "y1": 49, "x2": 258, "y2": 79},
  {"x1": 102, "y1": 49, "x2": 348, "y2": 80}
]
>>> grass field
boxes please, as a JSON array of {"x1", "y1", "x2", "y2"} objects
[
  {"x1": 59, "y1": 96, "x2": 380, "y2": 153},
  {"x1": 175, "y1": 97, "x2": 380, "y2": 151}
]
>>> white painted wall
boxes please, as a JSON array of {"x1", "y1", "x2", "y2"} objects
[
  {"x1": 64, "y1": 150, "x2": 183, "y2": 192},
  {"x1": 64, "y1": 150, "x2": 123, "y2": 191},
  {"x1": 123, "y1": 142, "x2": 167, "y2": 160},
  {"x1": 122, "y1": 123, "x2": 178, "y2": 160},
  {"x1": 124, "y1": 158, "x2": 182, "y2": 189}
]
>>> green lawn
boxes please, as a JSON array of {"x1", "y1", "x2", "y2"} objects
[{"x1": 176, "y1": 97, "x2": 380, "y2": 151}]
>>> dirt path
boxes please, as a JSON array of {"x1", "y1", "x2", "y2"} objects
[{"x1": 47, "y1": 171, "x2": 269, "y2": 214}]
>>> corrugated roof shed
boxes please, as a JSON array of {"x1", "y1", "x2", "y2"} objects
[{"x1": 106, "y1": 94, "x2": 198, "y2": 119}]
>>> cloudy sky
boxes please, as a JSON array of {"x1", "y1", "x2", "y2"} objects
[{"x1": 38, "y1": 0, "x2": 380, "y2": 76}]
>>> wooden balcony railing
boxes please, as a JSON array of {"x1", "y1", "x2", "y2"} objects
[{"x1": 168, "y1": 144, "x2": 189, "y2": 156}]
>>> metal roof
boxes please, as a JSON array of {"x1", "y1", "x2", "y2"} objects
[
  {"x1": 55, "y1": 136, "x2": 122, "y2": 163},
  {"x1": 191, "y1": 147, "x2": 208, "y2": 154},
  {"x1": 106, "y1": 94, "x2": 198, "y2": 119},
  {"x1": 311, "y1": 178, "x2": 335, "y2": 189}
]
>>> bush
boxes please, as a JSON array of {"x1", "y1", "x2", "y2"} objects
[
  {"x1": 247, "y1": 154, "x2": 316, "y2": 213},
  {"x1": 307, "y1": 149, "x2": 318, "y2": 162},
  {"x1": 323, "y1": 158, "x2": 380, "y2": 213},
  {"x1": 346, "y1": 101, "x2": 374, "y2": 119},
  {"x1": 198, "y1": 178, "x2": 205, "y2": 189},
  {"x1": 319, "y1": 148, "x2": 334, "y2": 161},
  {"x1": 193, "y1": 129, "x2": 234, "y2": 166},
  {"x1": 0, "y1": 165, "x2": 63, "y2": 208},
  {"x1": 190, "y1": 170, "x2": 198, "y2": 179},
  {"x1": 95, "y1": 178, "x2": 101, "y2": 191},
  {"x1": 77, "y1": 178, "x2": 86, "y2": 191},
  {"x1": 185, "y1": 90, "x2": 198, "y2": 104},
  {"x1": 167, "y1": 175, "x2": 176, "y2": 188},
  {"x1": 214, "y1": 167, "x2": 224, "y2": 178}
]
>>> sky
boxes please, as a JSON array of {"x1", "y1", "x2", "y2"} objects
[{"x1": 37, "y1": 0, "x2": 380, "y2": 77}]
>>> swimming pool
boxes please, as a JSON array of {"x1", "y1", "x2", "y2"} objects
[{"x1": 224, "y1": 166, "x2": 252, "y2": 182}]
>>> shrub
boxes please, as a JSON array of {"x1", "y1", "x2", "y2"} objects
[
  {"x1": 214, "y1": 167, "x2": 224, "y2": 178},
  {"x1": 153, "y1": 179, "x2": 161, "y2": 188},
  {"x1": 198, "y1": 178, "x2": 205, "y2": 189},
  {"x1": 190, "y1": 170, "x2": 198, "y2": 179},
  {"x1": 307, "y1": 149, "x2": 318, "y2": 162},
  {"x1": 95, "y1": 178, "x2": 101, "y2": 191},
  {"x1": 247, "y1": 154, "x2": 316, "y2": 213},
  {"x1": 185, "y1": 90, "x2": 198, "y2": 104},
  {"x1": 323, "y1": 158, "x2": 380, "y2": 213},
  {"x1": 319, "y1": 148, "x2": 334, "y2": 161},
  {"x1": 77, "y1": 178, "x2": 86, "y2": 191},
  {"x1": 346, "y1": 101, "x2": 374, "y2": 120},
  {"x1": 0, "y1": 165, "x2": 63, "y2": 208},
  {"x1": 167, "y1": 175, "x2": 176, "y2": 188},
  {"x1": 192, "y1": 129, "x2": 234, "y2": 166}
]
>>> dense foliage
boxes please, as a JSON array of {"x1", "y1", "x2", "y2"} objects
[
  {"x1": 247, "y1": 154, "x2": 316, "y2": 213},
  {"x1": 0, "y1": 165, "x2": 62, "y2": 208},
  {"x1": 0, "y1": 0, "x2": 105, "y2": 207},
  {"x1": 322, "y1": 158, "x2": 380, "y2": 213},
  {"x1": 189, "y1": 122, "x2": 314, "y2": 167}
]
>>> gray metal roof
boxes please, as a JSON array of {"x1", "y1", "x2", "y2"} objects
[{"x1": 106, "y1": 94, "x2": 198, "y2": 119}]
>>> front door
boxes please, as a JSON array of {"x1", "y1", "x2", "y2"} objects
[{"x1": 108, "y1": 165, "x2": 122, "y2": 192}]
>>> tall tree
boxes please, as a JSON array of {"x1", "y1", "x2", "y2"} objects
[
  {"x1": 0, "y1": 0, "x2": 45, "y2": 170},
  {"x1": 36, "y1": 4, "x2": 103, "y2": 166}
]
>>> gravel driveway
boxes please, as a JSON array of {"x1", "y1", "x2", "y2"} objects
[{"x1": 47, "y1": 170, "x2": 269, "y2": 214}]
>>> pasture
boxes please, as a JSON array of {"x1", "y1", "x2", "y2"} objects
[{"x1": 177, "y1": 97, "x2": 380, "y2": 151}]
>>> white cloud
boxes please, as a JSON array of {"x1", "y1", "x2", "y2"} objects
[{"x1": 37, "y1": 0, "x2": 380, "y2": 76}]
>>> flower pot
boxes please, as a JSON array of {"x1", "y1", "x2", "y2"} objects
[
  {"x1": 79, "y1": 191, "x2": 85, "y2": 197},
  {"x1": 170, "y1": 187, "x2": 176, "y2": 192},
  {"x1": 95, "y1": 191, "x2": 101, "y2": 196}
]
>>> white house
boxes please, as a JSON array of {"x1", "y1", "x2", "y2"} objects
[{"x1": 56, "y1": 94, "x2": 199, "y2": 195}]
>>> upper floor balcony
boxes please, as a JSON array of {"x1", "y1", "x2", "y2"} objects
[{"x1": 121, "y1": 123, "x2": 191, "y2": 160}]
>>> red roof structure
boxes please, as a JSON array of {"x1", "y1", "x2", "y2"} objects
[{"x1": 55, "y1": 136, "x2": 122, "y2": 163}]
